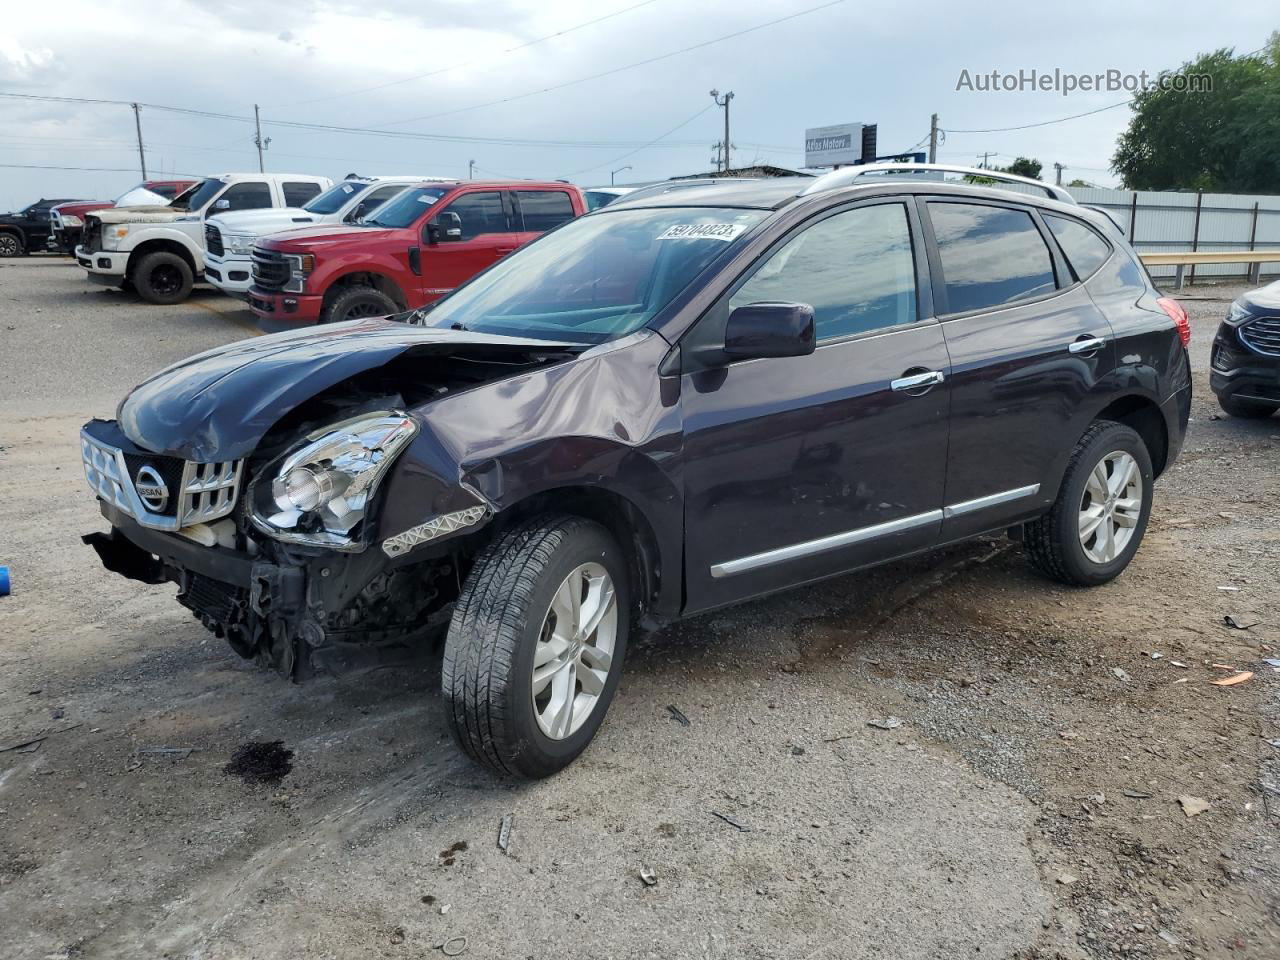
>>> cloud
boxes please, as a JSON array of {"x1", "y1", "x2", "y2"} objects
[{"x1": 0, "y1": 40, "x2": 66, "y2": 89}]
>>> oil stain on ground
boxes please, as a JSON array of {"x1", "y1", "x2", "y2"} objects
[{"x1": 223, "y1": 741, "x2": 294, "y2": 784}]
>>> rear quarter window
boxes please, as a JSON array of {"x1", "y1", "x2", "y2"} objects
[
  {"x1": 1044, "y1": 214, "x2": 1112, "y2": 280},
  {"x1": 516, "y1": 190, "x2": 576, "y2": 232},
  {"x1": 283, "y1": 181, "x2": 323, "y2": 206},
  {"x1": 928, "y1": 201, "x2": 1057, "y2": 314}
]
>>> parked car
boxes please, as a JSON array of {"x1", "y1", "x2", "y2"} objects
[
  {"x1": 80, "y1": 172, "x2": 1191, "y2": 778},
  {"x1": 204, "y1": 176, "x2": 443, "y2": 300},
  {"x1": 583, "y1": 186, "x2": 636, "y2": 211},
  {"x1": 245, "y1": 180, "x2": 585, "y2": 326},
  {"x1": 0, "y1": 198, "x2": 83, "y2": 256},
  {"x1": 77, "y1": 173, "x2": 332, "y2": 304},
  {"x1": 48, "y1": 180, "x2": 197, "y2": 253},
  {"x1": 1210, "y1": 278, "x2": 1280, "y2": 418}
]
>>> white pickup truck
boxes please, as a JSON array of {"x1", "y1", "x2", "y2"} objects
[
  {"x1": 77, "y1": 172, "x2": 332, "y2": 304},
  {"x1": 203, "y1": 176, "x2": 436, "y2": 299}
]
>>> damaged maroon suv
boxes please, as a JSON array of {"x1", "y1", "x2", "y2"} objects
[{"x1": 82, "y1": 170, "x2": 1191, "y2": 778}]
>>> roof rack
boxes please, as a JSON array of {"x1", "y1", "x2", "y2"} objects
[
  {"x1": 799, "y1": 163, "x2": 1076, "y2": 204},
  {"x1": 621, "y1": 177, "x2": 764, "y2": 203}
]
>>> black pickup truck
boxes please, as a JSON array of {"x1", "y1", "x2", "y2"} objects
[{"x1": 0, "y1": 198, "x2": 80, "y2": 256}]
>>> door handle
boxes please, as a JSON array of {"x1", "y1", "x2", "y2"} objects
[
  {"x1": 495, "y1": 247, "x2": 516, "y2": 256},
  {"x1": 891, "y1": 370, "x2": 945, "y2": 392},
  {"x1": 1068, "y1": 335, "x2": 1107, "y2": 354}
]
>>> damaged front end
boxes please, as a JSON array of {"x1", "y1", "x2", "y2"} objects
[{"x1": 81, "y1": 319, "x2": 577, "y2": 679}]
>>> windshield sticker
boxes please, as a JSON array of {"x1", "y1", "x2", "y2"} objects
[
  {"x1": 657, "y1": 223, "x2": 747, "y2": 242},
  {"x1": 417, "y1": 195, "x2": 439, "y2": 204},
  {"x1": 341, "y1": 184, "x2": 354, "y2": 193}
]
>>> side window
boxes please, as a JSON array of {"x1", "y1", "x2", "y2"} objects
[
  {"x1": 353, "y1": 184, "x2": 406, "y2": 219},
  {"x1": 282, "y1": 181, "x2": 322, "y2": 206},
  {"x1": 927, "y1": 202, "x2": 1057, "y2": 314},
  {"x1": 515, "y1": 190, "x2": 576, "y2": 232},
  {"x1": 437, "y1": 191, "x2": 509, "y2": 240},
  {"x1": 729, "y1": 203, "x2": 918, "y2": 341},
  {"x1": 1044, "y1": 214, "x2": 1112, "y2": 280},
  {"x1": 219, "y1": 181, "x2": 273, "y2": 211}
]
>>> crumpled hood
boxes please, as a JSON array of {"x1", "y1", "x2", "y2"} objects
[
  {"x1": 93, "y1": 204, "x2": 186, "y2": 225},
  {"x1": 208, "y1": 208, "x2": 318, "y2": 236},
  {"x1": 117, "y1": 317, "x2": 573, "y2": 462}
]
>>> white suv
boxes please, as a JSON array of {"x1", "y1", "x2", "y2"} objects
[
  {"x1": 77, "y1": 173, "x2": 332, "y2": 305},
  {"x1": 203, "y1": 176, "x2": 437, "y2": 300}
]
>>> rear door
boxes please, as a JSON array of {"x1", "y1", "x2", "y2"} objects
[
  {"x1": 921, "y1": 198, "x2": 1117, "y2": 540},
  {"x1": 512, "y1": 188, "x2": 578, "y2": 247},
  {"x1": 418, "y1": 189, "x2": 517, "y2": 301}
]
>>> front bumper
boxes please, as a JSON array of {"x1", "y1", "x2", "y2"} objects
[
  {"x1": 247, "y1": 286, "x2": 324, "y2": 326},
  {"x1": 204, "y1": 252, "x2": 253, "y2": 296},
  {"x1": 1210, "y1": 329, "x2": 1280, "y2": 405},
  {"x1": 76, "y1": 245, "x2": 129, "y2": 279}
]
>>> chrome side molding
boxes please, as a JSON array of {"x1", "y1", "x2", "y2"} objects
[{"x1": 943, "y1": 483, "x2": 1040, "y2": 518}]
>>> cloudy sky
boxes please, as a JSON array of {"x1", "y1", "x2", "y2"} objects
[{"x1": 0, "y1": 0, "x2": 1272, "y2": 209}]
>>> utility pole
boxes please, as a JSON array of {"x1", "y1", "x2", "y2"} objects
[
  {"x1": 976, "y1": 151, "x2": 994, "y2": 170},
  {"x1": 131, "y1": 103, "x2": 146, "y2": 179},
  {"x1": 1053, "y1": 162, "x2": 1066, "y2": 186},
  {"x1": 468, "y1": 159, "x2": 476, "y2": 179},
  {"x1": 710, "y1": 89, "x2": 734, "y2": 173},
  {"x1": 253, "y1": 104, "x2": 271, "y2": 173},
  {"x1": 928, "y1": 113, "x2": 938, "y2": 164}
]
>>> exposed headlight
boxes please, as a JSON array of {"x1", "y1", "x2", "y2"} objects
[
  {"x1": 283, "y1": 253, "x2": 315, "y2": 293},
  {"x1": 1225, "y1": 301, "x2": 1251, "y2": 326},
  {"x1": 60, "y1": 214, "x2": 83, "y2": 228},
  {"x1": 226, "y1": 234, "x2": 255, "y2": 255},
  {"x1": 250, "y1": 413, "x2": 417, "y2": 551},
  {"x1": 101, "y1": 225, "x2": 129, "y2": 249}
]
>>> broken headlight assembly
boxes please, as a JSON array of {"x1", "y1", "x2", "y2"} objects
[{"x1": 250, "y1": 413, "x2": 417, "y2": 551}]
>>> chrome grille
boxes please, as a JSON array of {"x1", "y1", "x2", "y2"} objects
[
  {"x1": 81, "y1": 429, "x2": 244, "y2": 531},
  {"x1": 205, "y1": 223, "x2": 224, "y2": 257},
  {"x1": 1240, "y1": 316, "x2": 1280, "y2": 357},
  {"x1": 251, "y1": 248, "x2": 290, "y2": 290}
]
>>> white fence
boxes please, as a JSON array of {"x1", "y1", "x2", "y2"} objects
[{"x1": 1068, "y1": 186, "x2": 1280, "y2": 283}]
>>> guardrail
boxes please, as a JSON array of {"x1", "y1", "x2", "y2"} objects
[{"x1": 1138, "y1": 250, "x2": 1280, "y2": 289}]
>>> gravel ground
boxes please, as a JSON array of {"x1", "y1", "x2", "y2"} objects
[{"x1": 0, "y1": 258, "x2": 1276, "y2": 960}]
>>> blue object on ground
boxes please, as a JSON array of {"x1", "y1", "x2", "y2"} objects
[{"x1": 0, "y1": 565, "x2": 8, "y2": 597}]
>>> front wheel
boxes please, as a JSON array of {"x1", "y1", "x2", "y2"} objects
[
  {"x1": 0, "y1": 232, "x2": 23, "y2": 257},
  {"x1": 1024, "y1": 420, "x2": 1154, "y2": 586},
  {"x1": 320, "y1": 285, "x2": 398, "y2": 324},
  {"x1": 133, "y1": 250, "x2": 193, "y2": 304},
  {"x1": 1217, "y1": 393, "x2": 1279, "y2": 419},
  {"x1": 443, "y1": 516, "x2": 629, "y2": 778}
]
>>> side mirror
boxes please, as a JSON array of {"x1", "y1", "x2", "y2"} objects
[
  {"x1": 723, "y1": 302, "x2": 816, "y2": 359},
  {"x1": 427, "y1": 211, "x2": 463, "y2": 243},
  {"x1": 212, "y1": 197, "x2": 231, "y2": 210}
]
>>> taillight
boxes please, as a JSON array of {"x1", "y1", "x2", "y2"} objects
[{"x1": 1156, "y1": 297, "x2": 1191, "y2": 348}]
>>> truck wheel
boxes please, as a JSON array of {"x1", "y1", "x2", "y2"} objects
[
  {"x1": 1216, "y1": 393, "x2": 1278, "y2": 419},
  {"x1": 133, "y1": 251, "x2": 193, "y2": 304},
  {"x1": 321, "y1": 285, "x2": 398, "y2": 324},
  {"x1": 443, "y1": 515, "x2": 630, "y2": 779},
  {"x1": 1024, "y1": 420, "x2": 1154, "y2": 587},
  {"x1": 0, "y1": 232, "x2": 23, "y2": 257}
]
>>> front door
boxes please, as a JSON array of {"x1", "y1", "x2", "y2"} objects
[
  {"x1": 419, "y1": 189, "x2": 518, "y2": 303},
  {"x1": 680, "y1": 200, "x2": 952, "y2": 612}
]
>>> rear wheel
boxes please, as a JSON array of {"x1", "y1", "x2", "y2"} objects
[
  {"x1": 133, "y1": 251, "x2": 193, "y2": 304},
  {"x1": 321, "y1": 285, "x2": 398, "y2": 324},
  {"x1": 0, "y1": 232, "x2": 23, "y2": 257},
  {"x1": 443, "y1": 515, "x2": 629, "y2": 779},
  {"x1": 1217, "y1": 393, "x2": 1279, "y2": 419},
  {"x1": 1024, "y1": 420, "x2": 1154, "y2": 586}
]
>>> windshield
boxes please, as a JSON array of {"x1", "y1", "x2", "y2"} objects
[
  {"x1": 364, "y1": 186, "x2": 452, "y2": 228},
  {"x1": 416, "y1": 206, "x2": 766, "y2": 343},
  {"x1": 304, "y1": 180, "x2": 370, "y2": 214},
  {"x1": 171, "y1": 178, "x2": 224, "y2": 212}
]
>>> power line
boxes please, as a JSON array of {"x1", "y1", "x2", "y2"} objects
[
  {"x1": 274, "y1": 0, "x2": 664, "y2": 107},
  {"x1": 942, "y1": 99, "x2": 1132, "y2": 134},
  {"x1": 563, "y1": 104, "x2": 716, "y2": 177},
  {"x1": 0, "y1": 162, "x2": 190, "y2": 174}
]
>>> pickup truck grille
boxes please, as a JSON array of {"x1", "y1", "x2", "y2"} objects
[
  {"x1": 82, "y1": 217, "x2": 103, "y2": 253},
  {"x1": 81, "y1": 424, "x2": 244, "y2": 532},
  {"x1": 205, "y1": 223, "x2": 224, "y2": 257},
  {"x1": 251, "y1": 248, "x2": 290, "y2": 291},
  {"x1": 1240, "y1": 316, "x2": 1280, "y2": 357}
]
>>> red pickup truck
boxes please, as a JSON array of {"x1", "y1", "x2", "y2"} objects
[{"x1": 247, "y1": 180, "x2": 586, "y2": 326}]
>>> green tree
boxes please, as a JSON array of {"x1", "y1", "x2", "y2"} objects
[
  {"x1": 1112, "y1": 33, "x2": 1280, "y2": 192},
  {"x1": 1002, "y1": 157, "x2": 1042, "y2": 180}
]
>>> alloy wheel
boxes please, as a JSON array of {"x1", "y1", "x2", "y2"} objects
[
  {"x1": 151, "y1": 264, "x2": 182, "y2": 296},
  {"x1": 344, "y1": 300, "x2": 388, "y2": 320},
  {"x1": 0, "y1": 235, "x2": 19, "y2": 256},
  {"x1": 1078, "y1": 450, "x2": 1142, "y2": 564},
  {"x1": 531, "y1": 562, "x2": 618, "y2": 740}
]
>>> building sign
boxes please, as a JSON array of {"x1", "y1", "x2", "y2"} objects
[{"x1": 804, "y1": 123, "x2": 864, "y2": 167}]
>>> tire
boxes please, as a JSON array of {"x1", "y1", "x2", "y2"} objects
[
  {"x1": 132, "y1": 251, "x2": 193, "y2": 305},
  {"x1": 1216, "y1": 393, "x2": 1278, "y2": 419},
  {"x1": 0, "y1": 232, "x2": 23, "y2": 257},
  {"x1": 443, "y1": 515, "x2": 630, "y2": 779},
  {"x1": 1024, "y1": 420, "x2": 1154, "y2": 586},
  {"x1": 321, "y1": 285, "x2": 398, "y2": 324}
]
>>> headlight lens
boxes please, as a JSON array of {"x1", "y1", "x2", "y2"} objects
[
  {"x1": 1225, "y1": 301, "x2": 1251, "y2": 326},
  {"x1": 226, "y1": 234, "x2": 255, "y2": 255},
  {"x1": 60, "y1": 214, "x2": 83, "y2": 227},
  {"x1": 102, "y1": 225, "x2": 129, "y2": 249},
  {"x1": 283, "y1": 253, "x2": 316, "y2": 293},
  {"x1": 250, "y1": 413, "x2": 417, "y2": 550}
]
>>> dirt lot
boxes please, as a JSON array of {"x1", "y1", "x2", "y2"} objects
[{"x1": 1, "y1": 258, "x2": 1277, "y2": 960}]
